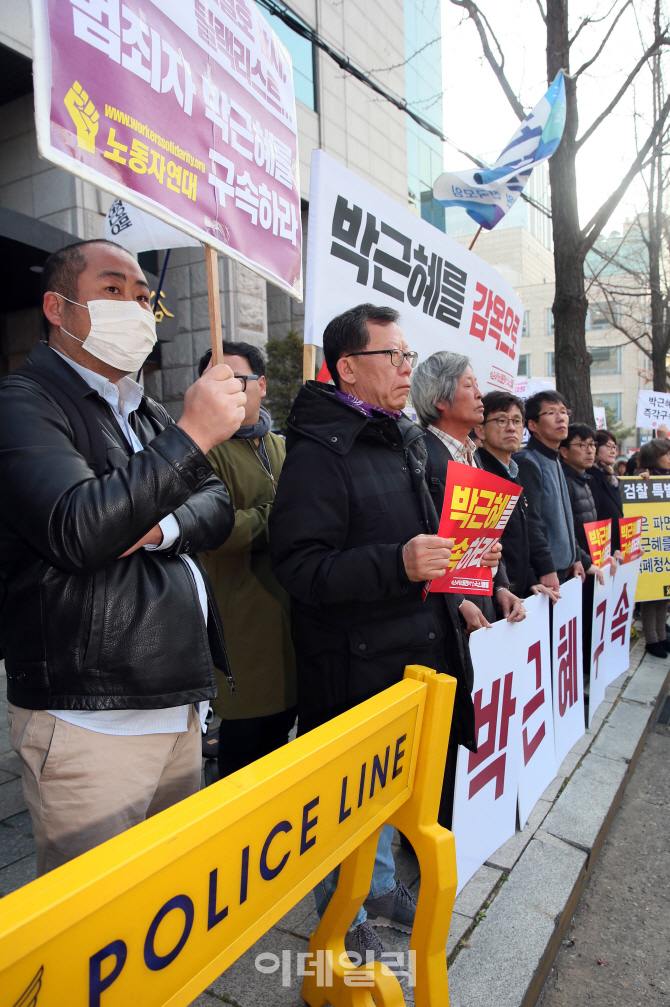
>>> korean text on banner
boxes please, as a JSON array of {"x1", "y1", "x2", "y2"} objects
[
  {"x1": 607, "y1": 558, "x2": 640, "y2": 682},
  {"x1": 305, "y1": 149, "x2": 525, "y2": 393},
  {"x1": 584, "y1": 519, "x2": 612, "y2": 568},
  {"x1": 619, "y1": 516, "x2": 642, "y2": 562},
  {"x1": 636, "y1": 390, "x2": 670, "y2": 429},
  {"x1": 517, "y1": 592, "x2": 556, "y2": 829},
  {"x1": 452, "y1": 618, "x2": 524, "y2": 892},
  {"x1": 429, "y1": 461, "x2": 521, "y2": 596},
  {"x1": 551, "y1": 576, "x2": 585, "y2": 768},
  {"x1": 620, "y1": 477, "x2": 670, "y2": 600},
  {"x1": 589, "y1": 565, "x2": 613, "y2": 726},
  {"x1": 31, "y1": 0, "x2": 302, "y2": 297}
]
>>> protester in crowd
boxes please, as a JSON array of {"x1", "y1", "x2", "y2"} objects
[
  {"x1": 615, "y1": 456, "x2": 628, "y2": 477},
  {"x1": 559, "y1": 425, "x2": 610, "y2": 664},
  {"x1": 626, "y1": 452, "x2": 639, "y2": 475},
  {"x1": 197, "y1": 343, "x2": 296, "y2": 779},
  {"x1": 589, "y1": 430, "x2": 624, "y2": 551},
  {"x1": 635, "y1": 439, "x2": 670, "y2": 657},
  {"x1": 411, "y1": 351, "x2": 526, "y2": 626},
  {"x1": 269, "y1": 303, "x2": 501, "y2": 962},
  {"x1": 474, "y1": 391, "x2": 560, "y2": 602},
  {"x1": 0, "y1": 239, "x2": 245, "y2": 876},
  {"x1": 513, "y1": 391, "x2": 585, "y2": 587}
]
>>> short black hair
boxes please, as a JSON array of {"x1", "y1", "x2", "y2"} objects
[
  {"x1": 481, "y1": 391, "x2": 525, "y2": 420},
  {"x1": 595, "y1": 429, "x2": 616, "y2": 449},
  {"x1": 41, "y1": 239, "x2": 132, "y2": 339},
  {"x1": 198, "y1": 340, "x2": 266, "y2": 378},
  {"x1": 524, "y1": 389, "x2": 567, "y2": 425},
  {"x1": 322, "y1": 303, "x2": 400, "y2": 389},
  {"x1": 560, "y1": 423, "x2": 596, "y2": 449}
]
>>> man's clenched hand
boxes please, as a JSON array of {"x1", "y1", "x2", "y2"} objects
[
  {"x1": 402, "y1": 534, "x2": 454, "y2": 582},
  {"x1": 178, "y1": 363, "x2": 247, "y2": 454}
]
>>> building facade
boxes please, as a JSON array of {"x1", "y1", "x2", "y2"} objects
[{"x1": 1, "y1": 0, "x2": 444, "y2": 416}]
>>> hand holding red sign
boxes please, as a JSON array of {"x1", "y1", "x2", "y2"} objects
[
  {"x1": 619, "y1": 517, "x2": 642, "y2": 562},
  {"x1": 429, "y1": 461, "x2": 521, "y2": 596},
  {"x1": 583, "y1": 519, "x2": 612, "y2": 568}
]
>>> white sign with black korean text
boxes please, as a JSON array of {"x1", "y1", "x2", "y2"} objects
[
  {"x1": 452, "y1": 618, "x2": 524, "y2": 892},
  {"x1": 636, "y1": 390, "x2": 670, "y2": 429},
  {"x1": 305, "y1": 150, "x2": 525, "y2": 393},
  {"x1": 551, "y1": 576, "x2": 585, "y2": 768},
  {"x1": 588, "y1": 566, "x2": 613, "y2": 727},
  {"x1": 517, "y1": 593, "x2": 556, "y2": 829}
]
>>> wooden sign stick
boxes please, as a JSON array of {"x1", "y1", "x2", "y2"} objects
[
  {"x1": 205, "y1": 246, "x2": 224, "y2": 365},
  {"x1": 303, "y1": 343, "x2": 316, "y2": 383}
]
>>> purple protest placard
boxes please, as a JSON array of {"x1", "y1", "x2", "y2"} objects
[{"x1": 31, "y1": 0, "x2": 302, "y2": 298}]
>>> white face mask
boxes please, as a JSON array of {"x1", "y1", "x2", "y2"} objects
[{"x1": 54, "y1": 294, "x2": 157, "y2": 373}]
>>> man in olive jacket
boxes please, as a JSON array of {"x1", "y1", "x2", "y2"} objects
[{"x1": 198, "y1": 343, "x2": 296, "y2": 778}]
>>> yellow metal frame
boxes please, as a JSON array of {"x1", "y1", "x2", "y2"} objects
[{"x1": 0, "y1": 666, "x2": 456, "y2": 1007}]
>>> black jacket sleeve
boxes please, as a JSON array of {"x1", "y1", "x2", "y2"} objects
[
  {"x1": 270, "y1": 439, "x2": 414, "y2": 606},
  {"x1": 514, "y1": 453, "x2": 557, "y2": 577},
  {"x1": 0, "y1": 379, "x2": 234, "y2": 574}
]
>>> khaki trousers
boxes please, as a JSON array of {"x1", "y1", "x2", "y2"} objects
[{"x1": 7, "y1": 704, "x2": 202, "y2": 876}]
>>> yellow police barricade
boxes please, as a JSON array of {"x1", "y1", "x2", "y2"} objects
[{"x1": 0, "y1": 666, "x2": 457, "y2": 1007}]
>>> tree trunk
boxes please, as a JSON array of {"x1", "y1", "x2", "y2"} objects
[{"x1": 546, "y1": 0, "x2": 594, "y2": 424}]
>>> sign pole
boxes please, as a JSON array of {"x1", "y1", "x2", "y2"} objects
[
  {"x1": 205, "y1": 246, "x2": 224, "y2": 366},
  {"x1": 303, "y1": 343, "x2": 316, "y2": 383}
]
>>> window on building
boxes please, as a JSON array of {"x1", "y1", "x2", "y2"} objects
[
  {"x1": 517, "y1": 354, "x2": 530, "y2": 377},
  {"x1": 522, "y1": 311, "x2": 530, "y2": 337},
  {"x1": 594, "y1": 393, "x2": 622, "y2": 421},
  {"x1": 546, "y1": 308, "x2": 554, "y2": 335},
  {"x1": 263, "y1": 5, "x2": 316, "y2": 111},
  {"x1": 588, "y1": 302, "x2": 619, "y2": 330},
  {"x1": 589, "y1": 346, "x2": 621, "y2": 374},
  {"x1": 547, "y1": 351, "x2": 555, "y2": 377}
]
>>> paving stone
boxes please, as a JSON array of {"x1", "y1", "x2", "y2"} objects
[
  {"x1": 0, "y1": 729, "x2": 11, "y2": 756},
  {"x1": 590, "y1": 698, "x2": 651, "y2": 763},
  {"x1": 447, "y1": 910, "x2": 472, "y2": 956},
  {"x1": 453, "y1": 865, "x2": 502, "y2": 918},
  {"x1": 0, "y1": 853, "x2": 36, "y2": 898},
  {"x1": 622, "y1": 657, "x2": 670, "y2": 706},
  {"x1": 4, "y1": 811, "x2": 32, "y2": 836},
  {"x1": 539, "y1": 774, "x2": 562, "y2": 803},
  {"x1": 187, "y1": 994, "x2": 220, "y2": 1006},
  {"x1": 0, "y1": 778, "x2": 25, "y2": 822},
  {"x1": 542, "y1": 752, "x2": 628, "y2": 853},
  {"x1": 567, "y1": 731, "x2": 592, "y2": 757},
  {"x1": 485, "y1": 800, "x2": 553, "y2": 872},
  {"x1": 555, "y1": 747, "x2": 583, "y2": 779},
  {"x1": 208, "y1": 927, "x2": 310, "y2": 1007},
  {"x1": 0, "y1": 823, "x2": 34, "y2": 869},
  {"x1": 447, "y1": 833, "x2": 586, "y2": 1007}
]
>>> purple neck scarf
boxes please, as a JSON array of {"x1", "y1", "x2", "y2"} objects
[{"x1": 334, "y1": 389, "x2": 403, "y2": 420}]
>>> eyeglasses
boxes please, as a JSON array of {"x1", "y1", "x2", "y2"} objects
[
  {"x1": 234, "y1": 374, "x2": 260, "y2": 391},
  {"x1": 538, "y1": 408, "x2": 571, "y2": 419},
  {"x1": 570, "y1": 441, "x2": 597, "y2": 451},
  {"x1": 482, "y1": 416, "x2": 524, "y2": 429},
  {"x1": 345, "y1": 349, "x2": 419, "y2": 368}
]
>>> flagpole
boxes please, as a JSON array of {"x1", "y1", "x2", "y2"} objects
[{"x1": 469, "y1": 226, "x2": 483, "y2": 251}]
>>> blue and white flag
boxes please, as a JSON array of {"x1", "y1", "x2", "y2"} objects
[{"x1": 433, "y1": 72, "x2": 566, "y2": 230}]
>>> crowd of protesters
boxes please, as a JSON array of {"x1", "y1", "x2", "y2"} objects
[{"x1": 0, "y1": 239, "x2": 665, "y2": 967}]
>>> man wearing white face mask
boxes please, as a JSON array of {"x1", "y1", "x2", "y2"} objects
[{"x1": 0, "y1": 238, "x2": 247, "y2": 875}]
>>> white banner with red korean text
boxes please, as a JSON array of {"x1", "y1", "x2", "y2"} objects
[
  {"x1": 588, "y1": 566, "x2": 613, "y2": 727},
  {"x1": 452, "y1": 617, "x2": 524, "y2": 892},
  {"x1": 305, "y1": 150, "x2": 525, "y2": 393},
  {"x1": 607, "y1": 559, "x2": 640, "y2": 683},
  {"x1": 551, "y1": 576, "x2": 585, "y2": 768},
  {"x1": 517, "y1": 592, "x2": 556, "y2": 829}
]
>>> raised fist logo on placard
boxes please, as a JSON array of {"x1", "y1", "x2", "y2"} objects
[{"x1": 64, "y1": 81, "x2": 99, "y2": 153}]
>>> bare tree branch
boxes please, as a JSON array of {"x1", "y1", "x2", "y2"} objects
[
  {"x1": 447, "y1": 0, "x2": 526, "y2": 120},
  {"x1": 576, "y1": 35, "x2": 670, "y2": 149},
  {"x1": 535, "y1": 0, "x2": 547, "y2": 24},
  {"x1": 573, "y1": 0, "x2": 632, "y2": 78},
  {"x1": 569, "y1": 0, "x2": 621, "y2": 47},
  {"x1": 581, "y1": 92, "x2": 670, "y2": 254}
]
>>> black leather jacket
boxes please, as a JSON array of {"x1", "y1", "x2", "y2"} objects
[{"x1": 0, "y1": 342, "x2": 234, "y2": 711}]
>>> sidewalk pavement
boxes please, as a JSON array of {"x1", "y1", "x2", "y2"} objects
[{"x1": 1, "y1": 634, "x2": 667, "y2": 1007}]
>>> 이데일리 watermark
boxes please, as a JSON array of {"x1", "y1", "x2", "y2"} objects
[{"x1": 254, "y1": 949, "x2": 416, "y2": 987}]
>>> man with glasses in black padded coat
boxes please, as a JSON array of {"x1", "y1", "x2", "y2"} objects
[{"x1": 270, "y1": 303, "x2": 501, "y2": 967}]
